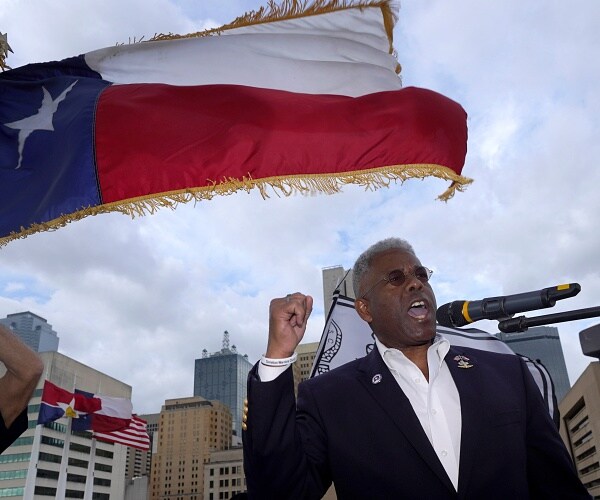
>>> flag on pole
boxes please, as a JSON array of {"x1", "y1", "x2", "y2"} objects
[
  {"x1": 94, "y1": 414, "x2": 150, "y2": 451},
  {"x1": 37, "y1": 380, "x2": 101, "y2": 425},
  {"x1": 0, "y1": 0, "x2": 470, "y2": 247},
  {"x1": 312, "y1": 292, "x2": 560, "y2": 426},
  {"x1": 71, "y1": 389, "x2": 132, "y2": 433}
]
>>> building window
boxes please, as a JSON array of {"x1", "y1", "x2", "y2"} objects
[
  {"x1": 576, "y1": 446, "x2": 596, "y2": 462},
  {"x1": 0, "y1": 453, "x2": 31, "y2": 464},
  {"x1": 0, "y1": 470, "x2": 27, "y2": 480},
  {"x1": 579, "y1": 461, "x2": 599, "y2": 476}
]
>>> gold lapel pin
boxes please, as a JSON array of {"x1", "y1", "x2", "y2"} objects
[{"x1": 454, "y1": 355, "x2": 473, "y2": 369}]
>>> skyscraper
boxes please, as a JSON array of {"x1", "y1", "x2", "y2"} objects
[
  {"x1": 0, "y1": 311, "x2": 59, "y2": 352},
  {"x1": 193, "y1": 331, "x2": 252, "y2": 438},
  {"x1": 558, "y1": 362, "x2": 600, "y2": 498},
  {"x1": 497, "y1": 326, "x2": 571, "y2": 402},
  {"x1": 322, "y1": 266, "x2": 355, "y2": 314},
  {"x1": 150, "y1": 396, "x2": 232, "y2": 500}
]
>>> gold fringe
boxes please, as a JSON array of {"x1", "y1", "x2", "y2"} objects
[
  {"x1": 0, "y1": 165, "x2": 472, "y2": 248},
  {"x1": 150, "y1": 0, "x2": 400, "y2": 74}
]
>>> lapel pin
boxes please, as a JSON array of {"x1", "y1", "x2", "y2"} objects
[
  {"x1": 454, "y1": 354, "x2": 473, "y2": 369},
  {"x1": 372, "y1": 374, "x2": 382, "y2": 384}
]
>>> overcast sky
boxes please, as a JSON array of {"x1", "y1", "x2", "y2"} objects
[{"x1": 1, "y1": 0, "x2": 599, "y2": 414}]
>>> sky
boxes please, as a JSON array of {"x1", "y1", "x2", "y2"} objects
[{"x1": 1, "y1": 0, "x2": 599, "y2": 414}]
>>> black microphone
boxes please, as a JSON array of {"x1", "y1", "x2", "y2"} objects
[{"x1": 436, "y1": 283, "x2": 581, "y2": 328}]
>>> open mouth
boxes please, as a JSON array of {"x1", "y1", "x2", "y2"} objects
[{"x1": 408, "y1": 300, "x2": 428, "y2": 319}]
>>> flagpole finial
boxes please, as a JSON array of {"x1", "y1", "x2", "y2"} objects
[{"x1": 0, "y1": 32, "x2": 13, "y2": 71}]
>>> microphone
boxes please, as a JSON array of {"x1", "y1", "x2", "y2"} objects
[{"x1": 436, "y1": 283, "x2": 581, "y2": 328}]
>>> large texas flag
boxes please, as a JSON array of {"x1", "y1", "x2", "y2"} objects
[{"x1": 0, "y1": 0, "x2": 470, "y2": 247}]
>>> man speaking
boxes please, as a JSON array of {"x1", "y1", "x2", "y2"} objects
[{"x1": 243, "y1": 237, "x2": 590, "y2": 499}]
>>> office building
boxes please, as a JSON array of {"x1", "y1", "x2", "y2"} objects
[
  {"x1": 125, "y1": 476, "x2": 150, "y2": 500},
  {"x1": 559, "y1": 362, "x2": 600, "y2": 498},
  {"x1": 291, "y1": 341, "x2": 320, "y2": 395},
  {"x1": 0, "y1": 351, "x2": 130, "y2": 499},
  {"x1": 322, "y1": 266, "x2": 355, "y2": 314},
  {"x1": 193, "y1": 331, "x2": 252, "y2": 438},
  {"x1": 0, "y1": 311, "x2": 59, "y2": 352},
  {"x1": 295, "y1": 341, "x2": 320, "y2": 381},
  {"x1": 203, "y1": 447, "x2": 246, "y2": 499},
  {"x1": 497, "y1": 326, "x2": 571, "y2": 402},
  {"x1": 150, "y1": 396, "x2": 232, "y2": 500}
]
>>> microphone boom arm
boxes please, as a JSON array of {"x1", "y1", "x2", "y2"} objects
[{"x1": 497, "y1": 306, "x2": 600, "y2": 333}]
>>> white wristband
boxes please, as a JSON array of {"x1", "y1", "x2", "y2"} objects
[{"x1": 260, "y1": 352, "x2": 297, "y2": 367}]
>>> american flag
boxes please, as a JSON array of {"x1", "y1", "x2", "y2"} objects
[{"x1": 94, "y1": 414, "x2": 150, "y2": 451}]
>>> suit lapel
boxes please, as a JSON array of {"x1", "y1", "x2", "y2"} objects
[
  {"x1": 357, "y1": 349, "x2": 456, "y2": 494},
  {"x1": 445, "y1": 346, "x2": 485, "y2": 497}
]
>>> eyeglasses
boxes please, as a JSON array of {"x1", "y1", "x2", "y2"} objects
[{"x1": 361, "y1": 266, "x2": 433, "y2": 298}]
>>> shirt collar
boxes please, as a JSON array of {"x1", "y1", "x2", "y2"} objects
[{"x1": 375, "y1": 333, "x2": 451, "y2": 375}]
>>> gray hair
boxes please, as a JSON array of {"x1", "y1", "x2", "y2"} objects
[{"x1": 352, "y1": 237, "x2": 415, "y2": 297}]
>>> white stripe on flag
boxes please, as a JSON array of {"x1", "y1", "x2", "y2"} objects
[
  {"x1": 84, "y1": 5, "x2": 401, "y2": 97},
  {"x1": 94, "y1": 415, "x2": 150, "y2": 451}
]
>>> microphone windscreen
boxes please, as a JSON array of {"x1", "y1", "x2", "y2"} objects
[{"x1": 436, "y1": 301, "x2": 469, "y2": 328}]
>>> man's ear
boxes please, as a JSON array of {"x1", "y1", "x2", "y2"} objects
[{"x1": 355, "y1": 297, "x2": 373, "y2": 323}]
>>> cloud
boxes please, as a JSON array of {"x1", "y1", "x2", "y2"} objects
[{"x1": 1, "y1": 0, "x2": 598, "y2": 412}]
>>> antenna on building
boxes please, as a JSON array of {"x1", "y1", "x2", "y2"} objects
[
  {"x1": 202, "y1": 349, "x2": 208, "y2": 359},
  {"x1": 231, "y1": 344, "x2": 237, "y2": 353},
  {"x1": 222, "y1": 330, "x2": 230, "y2": 351}
]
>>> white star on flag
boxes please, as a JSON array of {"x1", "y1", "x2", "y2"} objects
[{"x1": 5, "y1": 80, "x2": 77, "y2": 169}]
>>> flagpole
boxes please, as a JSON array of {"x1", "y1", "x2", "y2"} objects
[
  {"x1": 56, "y1": 417, "x2": 72, "y2": 500},
  {"x1": 83, "y1": 437, "x2": 97, "y2": 500},
  {"x1": 23, "y1": 423, "x2": 43, "y2": 500}
]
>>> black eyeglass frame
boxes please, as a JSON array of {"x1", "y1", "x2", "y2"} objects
[{"x1": 361, "y1": 266, "x2": 433, "y2": 298}]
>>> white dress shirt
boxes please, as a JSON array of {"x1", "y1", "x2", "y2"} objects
[{"x1": 375, "y1": 334, "x2": 462, "y2": 490}]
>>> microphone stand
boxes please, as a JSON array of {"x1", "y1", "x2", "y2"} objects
[{"x1": 497, "y1": 306, "x2": 600, "y2": 333}]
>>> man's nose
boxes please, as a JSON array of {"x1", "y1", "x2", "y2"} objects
[{"x1": 406, "y1": 273, "x2": 424, "y2": 292}]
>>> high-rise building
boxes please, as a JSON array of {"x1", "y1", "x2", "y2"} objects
[
  {"x1": 203, "y1": 447, "x2": 246, "y2": 499},
  {"x1": 150, "y1": 396, "x2": 232, "y2": 500},
  {"x1": 0, "y1": 311, "x2": 59, "y2": 352},
  {"x1": 296, "y1": 342, "x2": 320, "y2": 381},
  {"x1": 497, "y1": 326, "x2": 571, "y2": 402},
  {"x1": 322, "y1": 266, "x2": 354, "y2": 314},
  {"x1": 193, "y1": 331, "x2": 252, "y2": 438},
  {"x1": 559, "y1": 362, "x2": 600, "y2": 498},
  {"x1": 292, "y1": 341, "x2": 320, "y2": 394},
  {"x1": 0, "y1": 351, "x2": 131, "y2": 499}
]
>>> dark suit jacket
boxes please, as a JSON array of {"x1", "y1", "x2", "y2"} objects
[
  {"x1": 243, "y1": 345, "x2": 589, "y2": 499},
  {"x1": 0, "y1": 408, "x2": 27, "y2": 454}
]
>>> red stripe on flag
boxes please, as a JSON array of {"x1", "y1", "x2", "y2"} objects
[
  {"x1": 95, "y1": 84, "x2": 467, "y2": 203},
  {"x1": 94, "y1": 415, "x2": 150, "y2": 451}
]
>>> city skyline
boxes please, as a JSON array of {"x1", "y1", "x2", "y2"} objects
[{"x1": 0, "y1": 0, "x2": 598, "y2": 415}]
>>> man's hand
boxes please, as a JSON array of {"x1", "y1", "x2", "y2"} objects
[{"x1": 266, "y1": 293, "x2": 313, "y2": 359}]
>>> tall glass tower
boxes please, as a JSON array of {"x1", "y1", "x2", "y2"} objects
[
  {"x1": 0, "y1": 311, "x2": 59, "y2": 352},
  {"x1": 193, "y1": 331, "x2": 253, "y2": 438},
  {"x1": 497, "y1": 326, "x2": 571, "y2": 402}
]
